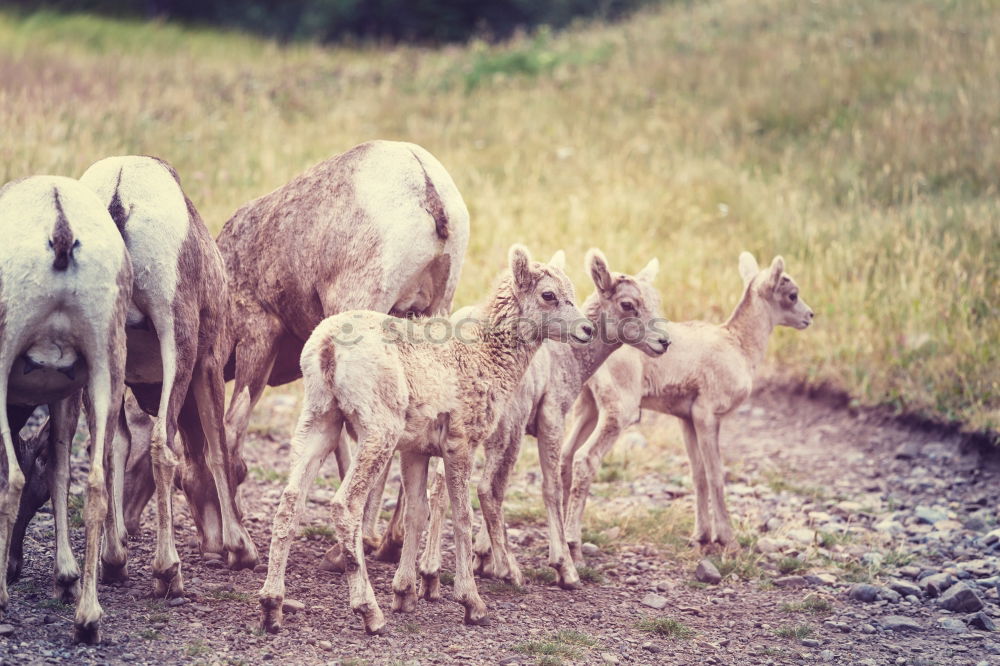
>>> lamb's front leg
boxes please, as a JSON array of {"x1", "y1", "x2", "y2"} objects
[
  {"x1": 258, "y1": 407, "x2": 341, "y2": 633},
  {"x1": 475, "y1": 425, "x2": 522, "y2": 586},
  {"x1": 391, "y1": 452, "x2": 429, "y2": 613},
  {"x1": 442, "y1": 435, "x2": 488, "y2": 626},
  {"x1": 536, "y1": 405, "x2": 579, "y2": 589}
]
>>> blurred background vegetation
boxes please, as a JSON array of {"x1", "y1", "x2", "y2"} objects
[
  {"x1": 0, "y1": 0, "x2": 997, "y2": 438},
  {"x1": 3, "y1": 0, "x2": 660, "y2": 42}
]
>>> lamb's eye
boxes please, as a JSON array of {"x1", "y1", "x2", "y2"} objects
[
  {"x1": 789, "y1": 292, "x2": 798, "y2": 302},
  {"x1": 621, "y1": 301, "x2": 635, "y2": 312},
  {"x1": 541, "y1": 291, "x2": 557, "y2": 302}
]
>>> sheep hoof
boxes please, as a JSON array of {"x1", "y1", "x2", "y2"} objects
[
  {"x1": 55, "y1": 572, "x2": 81, "y2": 604},
  {"x1": 152, "y1": 562, "x2": 184, "y2": 598},
  {"x1": 421, "y1": 573, "x2": 442, "y2": 601},
  {"x1": 463, "y1": 604, "x2": 490, "y2": 627},
  {"x1": 73, "y1": 617, "x2": 101, "y2": 645},
  {"x1": 101, "y1": 559, "x2": 129, "y2": 586},
  {"x1": 259, "y1": 596, "x2": 284, "y2": 634},
  {"x1": 392, "y1": 588, "x2": 418, "y2": 613}
]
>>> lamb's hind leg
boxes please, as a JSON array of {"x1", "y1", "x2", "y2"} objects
[
  {"x1": 442, "y1": 431, "x2": 487, "y2": 626},
  {"x1": 418, "y1": 460, "x2": 447, "y2": 601},
  {"x1": 259, "y1": 405, "x2": 342, "y2": 633},
  {"x1": 391, "y1": 452, "x2": 429, "y2": 613},
  {"x1": 49, "y1": 396, "x2": 83, "y2": 602},
  {"x1": 101, "y1": 401, "x2": 130, "y2": 585},
  {"x1": 330, "y1": 419, "x2": 399, "y2": 635}
]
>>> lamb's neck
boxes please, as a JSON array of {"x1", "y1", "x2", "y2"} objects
[
  {"x1": 476, "y1": 280, "x2": 544, "y2": 394},
  {"x1": 722, "y1": 284, "x2": 774, "y2": 372},
  {"x1": 571, "y1": 293, "x2": 623, "y2": 381}
]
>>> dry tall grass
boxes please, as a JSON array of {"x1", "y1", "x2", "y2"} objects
[{"x1": 1, "y1": 0, "x2": 997, "y2": 434}]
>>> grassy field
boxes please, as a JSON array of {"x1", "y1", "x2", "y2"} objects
[{"x1": 0, "y1": 0, "x2": 997, "y2": 435}]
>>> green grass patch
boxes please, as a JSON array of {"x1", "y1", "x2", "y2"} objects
[
  {"x1": 209, "y1": 589, "x2": 254, "y2": 603},
  {"x1": 525, "y1": 567, "x2": 557, "y2": 585},
  {"x1": 249, "y1": 466, "x2": 287, "y2": 484},
  {"x1": 777, "y1": 557, "x2": 808, "y2": 575},
  {"x1": 775, "y1": 624, "x2": 814, "y2": 641},
  {"x1": 68, "y1": 493, "x2": 85, "y2": 528},
  {"x1": 711, "y1": 552, "x2": 764, "y2": 581},
  {"x1": 781, "y1": 594, "x2": 832, "y2": 614},
  {"x1": 300, "y1": 524, "x2": 336, "y2": 542},
  {"x1": 636, "y1": 616, "x2": 694, "y2": 639},
  {"x1": 485, "y1": 580, "x2": 528, "y2": 595},
  {"x1": 185, "y1": 639, "x2": 212, "y2": 657},
  {"x1": 577, "y1": 566, "x2": 606, "y2": 584},
  {"x1": 439, "y1": 571, "x2": 455, "y2": 587},
  {"x1": 139, "y1": 628, "x2": 162, "y2": 640},
  {"x1": 513, "y1": 629, "x2": 597, "y2": 665}
]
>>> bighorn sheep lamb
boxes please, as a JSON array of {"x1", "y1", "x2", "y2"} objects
[
  {"x1": 259, "y1": 245, "x2": 593, "y2": 635},
  {"x1": 122, "y1": 140, "x2": 469, "y2": 567},
  {"x1": 0, "y1": 176, "x2": 131, "y2": 643},
  {"x1": 80, "y1": 155, "x2": 256, "y2": 591},
  {"x1": 562, "y1": 252, "x2": 813, "y2": 555},
  {"x1": 412, "y1": 250, "x2": 669, "y2": 593}
]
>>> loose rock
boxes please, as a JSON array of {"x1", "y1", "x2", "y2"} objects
[
  {"x1": 880, "y1": 616, "x2": 923, "y2": 632},
  {"x1": 938, "y1": 582, "x2": 984, "y2": 613},
  {"x1": 967, "y1": 611, "x2": 996, "y2": 632},
  {"x1": 640, "y1": 593, "x2": 669, "y2": 610},
  {"x1": 695, "y1": 559, "x2": 722, "y2": 585},
  {"x1": 848, "y1": 584, "x2": 881, "y2": 603},
  {"x1": 282, "y1": 599, "x2": 306, "y2": 614}
]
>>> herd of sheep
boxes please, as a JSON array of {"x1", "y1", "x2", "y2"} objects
[{"x1": 0, "y1": 140, "x2": 813, "y2": 642}]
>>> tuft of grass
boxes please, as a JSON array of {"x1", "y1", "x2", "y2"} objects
[
  {"x1": 513, "y1": 629, "x2": 597, "y2": 664},
  {"x1": 711, "y1": 552, "x2": 764, "y2": 581},
  {"x1": 636, "y1": 617, "x2": 694, "y2": 639},
  {"x1": 777, "y1": 557, "x2": 808, "y2": 575},
  {"x1": 764, "y1": 472, "x2": 828, "y2": 501},
  {"x1": 775, "y1": 624, "x2": 814, "y2": 641},
  {"x1": 185, "y1": 639, "x2": 212, "y2": 657},
  {"x1": 139, "y1": 628, "x2": 162, "y2": 640},
  {"x1": 577, "y1": 566, "x2": 606, "y2": 584},
  {"x1": 36, "y1": 598, "x2": 69, "y2": 610},
  {"x1": 68, "y1": 493, "x2": 85, "y2": 528},
  {"x1": 485, "y1": 580, "x2": 528, "y2": 595},
  {"x1": 300, "y1": 524, "x2": 336, "y2": 542},
  {"x1": 209, "y1": 589, "x2": 254, "y2": 603},
  {"x1": 399, "y1": 621, "x2": 422, "y2": 634},
  {"x1": 439, "y1": 571, "x2": 455, "y2": 587},
  {"x1": 249, "y1": 466, "x2": 287, "y2": 484},
  {"x1": 817, "y1": 530, "x2": 853, "y2": 549},
  {"x1": 525, "y1": 567, "x2": 557, "y2": 585},
  {"x1": 781, "y1": 594, "x2": 832, "y2": 614}
]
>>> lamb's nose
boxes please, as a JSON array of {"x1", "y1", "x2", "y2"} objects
[
  {"x1": 580, "y1": 323, "x2": 594, "y2": 339},
  {"x1": 808, "y1": 310, "x2": 815, "y2": 320},
  {"x1": 658, "y1": 337, "x2": 671, "y2": 348}
]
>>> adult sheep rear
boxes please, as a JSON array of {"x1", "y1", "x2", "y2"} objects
[
  {"x1": 0, "y1": 176, "x2": 131, "y2": 643},
  {"x1": 121, "y1": 141, "x2": 470, "y2": 566}
]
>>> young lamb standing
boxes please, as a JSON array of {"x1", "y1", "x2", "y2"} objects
[
  {"x1": 0, "y1": 176, "x2": 132, "y2": 643},
  {"x1": 411, "y1": 249, "x2": 669, "y2": 592},
  {"x1": 562, "y1": 252, "x2": 814, "y2": 555},
  {"x1": 79, "y1": 155, "x2": 256, "y2": 593},
  {"x1": 121, "y1": 140, "x2": 469, "y2": 567},
  {"x1": 258, "y1": 245, "x2": 593, "y2": 635}
]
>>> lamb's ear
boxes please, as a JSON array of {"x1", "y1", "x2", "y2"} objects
[
  {"x1": 767, "y1": 255, "x2": 785, "y2": 289},
  {"x1": 738, "y1": 251, "x2": 759, "y2": 286},
  {"x1": 509, "y1": 244, "x2": 534, "y2": 288},
  {"x1": 636, "y1": 257, "x2": 659, "y2": 283},
  {"x1": 586, "y1": 248, "x2": 613, "y2": 295},
  {"x1": 548, "y1": 249, "x2": 566, "y2": 272}
]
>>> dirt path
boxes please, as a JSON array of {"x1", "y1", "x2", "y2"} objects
[{"x1": 1, "y1": 385, "x2": 997, "y2": 665}]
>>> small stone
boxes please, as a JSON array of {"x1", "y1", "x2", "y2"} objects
[
  {"x1": 915, "y1": 505, "x2": 949, "y2": 524},
  {"x1": 695, "y1": 559, "x2": 722, "y2": 585},
  {"x1": 167, "y1": 597, "x2": 189, "y2": 607},
  {"x1": 640, "y1": 593, "x2": 669, "y2": 610},
  {"x1": 801, "y1": 638, "x2": 821, "y2": 647},
  {"x1": 968, "y1": 611, "x2": 996, "y2": 632},
  {"x1": 936, "y1": 617, "x2": 967, "y2": 633},
  {"x1": 939, "y1": 583, "x2": 984, "y2": 613},
  {"x1": 788, "y1": 528, "x2": 815, "y2": 544},
  {"x1": 641, "y1": 642, "x2": 662, "y2": 653},
  {"x1": 253, "y1": 563, "x2": 268, "y2": 574},
  {"x1": 581, "y1": 542, "x2": 600, "y2": 557},
  {"x1": 756, "y1": 537, "x2": 783, "y2": 554},
  {"x1": 859, "y1": 623, "x2": 876, "y2": 634},
  {"x1": 881, "y1": 615, "x2": 923, "y2": 632},
  {"x1": 888, "y1": 579, "x2": 921, "y2": 598},
  {"x1": 282, "y1": 599, "x2": 306, "y2": 614},
  {"x1": 897, "y1": 565, "x2": 923, "y2": 579},
  {"x1": 806, "y1": 573, "x2": 837, "y2": 586},
  {"x1": 601, "y1": 653, "x2": 620, "y2": 664},
  {"x1": 42, "y1": 614, "x2": 58, "y2": 624},
  {"x1": 655, "y1": 580, "x2": 674, "y2": 592},
  {"x1": 0, "y1": 624, "x2": 13, "y2": 637},
  {"x1": 774, "y1": 575, "x2": 807, "y2": 588},
  {"x1": 848, "y1": 584, "x2": 881, "y2": 603},
  {"x1": 820, "y1": 649, "x2": 835, "y2": 661},
  {"x1": 921, "y1": 572, "x2": 956, "y2": 597},
  {"x1": 894, "y1": 442, "x2": 922, "y2": 459},
  {"x1": 202, "y1": 552, "x2": 223, "y2": 561},
  {"x1": 317, "y1": 640, "x2": 333, "y2": 651}
]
